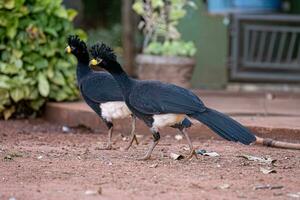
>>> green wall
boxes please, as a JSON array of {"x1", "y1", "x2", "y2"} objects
[{"x1": 179, "y1": 1, "x2": 228, "y2": 89}]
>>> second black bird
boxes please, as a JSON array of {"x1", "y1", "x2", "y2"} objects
[
  {"x1": 89, "y1": 42, "x2": 256, "y2": 160},
  {"x1": 66, "y1": 35, "x2": 138, "y2": 150}
]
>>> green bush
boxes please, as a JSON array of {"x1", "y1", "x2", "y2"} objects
[
  {"x1": 132, "y1": 0, "x2": 197, "y2": 57},
  {"x1": 0, "y1": 0, "x2": 86, "y2": 119}
]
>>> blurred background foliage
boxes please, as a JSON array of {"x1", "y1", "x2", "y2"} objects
[
  {"x1": 64, "y1": 0, "x2": 124, "y2": 57},
  {"x1": 0, "y1": 0, "x2": 124, "y2": 119},
  {"x1": 63, "y1": 0, "x2": 123, "y2": 48},
  {"x1": 0, "y1": 0, "x2": 86, "y2": 119}
]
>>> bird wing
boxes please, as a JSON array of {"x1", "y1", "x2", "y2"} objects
[
  {"x1": 128, "y1": 81, "x2": 206, "y2": 115},
  {"x1": 80, "y1": 72, "x2": 124, "y2": 103}
]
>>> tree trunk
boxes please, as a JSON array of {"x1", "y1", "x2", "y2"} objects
[{"x1": 122, "y1": 0, "x2": 136, "y2": 76}]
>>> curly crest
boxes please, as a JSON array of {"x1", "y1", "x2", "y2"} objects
[
  {"x1": 67, "y1": 35, "x2": 87, "y2": 51},
  {"x1": 90, "y1": 42, "x2": 116, "y2": 61}
]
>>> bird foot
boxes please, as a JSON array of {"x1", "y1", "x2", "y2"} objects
[
  {"x1": 136, "y1": 154, "x2": 151, "y2": 161},
  {"x1": 136, "y1": 150, "x2": 152, "y2": 160},
  {"x1": 120, "y1": 145, "x2": 130, "y2": 152},
  {"x1": 186, "y1": 149, "x2": 198, "y2": 160},
  {"x1": 120, "y1": 143, "x2": 132, "y2": 152},
  {"x1": 121, "y1": 135, "x2": 139, "y2": 151},
  {"x1": 97, "y1": 144, "x2": 113, "y2": 150}
]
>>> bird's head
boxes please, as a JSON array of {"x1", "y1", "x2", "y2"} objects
[
  {"x1": 65, "y1": 35, "x2": 88, "y2": 60},
  {"x1": 89, "y1": 42, "x2": 117, "y2": 71}
]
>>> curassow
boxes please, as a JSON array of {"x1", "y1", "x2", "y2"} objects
[
  {"x1": 88, "y1": 43, "x2": 256, "y2": 160},
  {"x1": 65, "y1": 35, "x2": 138, "y2": 150},
  {"x1": 89, "y1": 43, "x2": 300, "y2": 159}
]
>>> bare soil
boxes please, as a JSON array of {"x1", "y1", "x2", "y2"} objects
[{"x1": 0, "y1": 119, "x2": 299, "y2": 200}]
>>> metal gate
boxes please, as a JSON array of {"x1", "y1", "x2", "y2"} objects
[{"x1": 229, "y1": 14, "x2": 300, "y2": 82}]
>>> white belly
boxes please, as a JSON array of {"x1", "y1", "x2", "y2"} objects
[
  {"x1": 100, "y1": 101, "x2": 132, "y2": 121},
  {"x1": 152, "y1": 114, "x2": 186, "y2": 128}
]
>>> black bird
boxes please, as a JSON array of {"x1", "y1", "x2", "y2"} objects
[
  {"x1": 65, "y1": 35, "x2": 138, "y2": 150},
  {"x1": 89, "y1": 42, "x2": 256, "y2": 160}
]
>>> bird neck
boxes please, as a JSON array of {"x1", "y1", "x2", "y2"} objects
[
  {"x1": 76, "y1": 61, "x2": 92, "y2": 84},
  {"x1": 75, "y1": 51, "x2": 89, "y2": 64},
  {"x1": 73, "y1": 50, "x2": 91, "y2": 83},
  {"x1": 106, "y1": 60, "x2": 133, "y2": 96}
]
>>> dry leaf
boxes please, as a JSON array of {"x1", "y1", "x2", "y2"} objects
[
  {"x1": 203, "y1": 152, "x2": 220, "y2": 157},
  {"x1": 170, "y1": 153, "x2": 184, "y2": 160},
  {"x1": 196, "y1": 149, "x2": 220, "y2": 157},
  {"x1": 254, "y1": 185, "x2": 283, "y2": 190},
  {"x1": 238, "y1": 154, "x2": 276, "y2": 165},
  {"x1": 175, "y1": 134, "x2": 183, "y2": 141},
  {"x1": 219, "y1": 184, "x2": 230, "y2": 190},
  {"x1": 260, "y1": 167, "x2": 277, "y2": 174},
  {"x1": 149, "y1": 163, "x2": 158, "y2": 168}
]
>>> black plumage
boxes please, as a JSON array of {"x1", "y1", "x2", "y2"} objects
[
  {"x1": 66, "y1": 36, "x2": 138, "y2": 150},
  {"x1": 89, "y1": 42, "x2": 256, "y2": 159}
]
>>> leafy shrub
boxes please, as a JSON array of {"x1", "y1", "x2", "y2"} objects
[
  {"x1": 0, "y1": 0, "x2": 86, "y2": 119},
  {"x1": 144, "y1": 41, "x2": 196, "y2": 57},
  {"x1": 132, "y1": 0, "x2": 197, "y2": 57}
]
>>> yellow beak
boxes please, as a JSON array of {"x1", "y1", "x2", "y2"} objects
[
  {"x1": 89, "y1": 59, "x2": 98, "y2": 66},
  {"x1": 65, "y1": 46, "x2": 71, "y2": 54}
]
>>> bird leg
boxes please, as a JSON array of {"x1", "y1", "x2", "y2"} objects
[
  {"x1": 122, "y1": 116, "x2": 139, "y2": 151},
  {"x1": 137, "y1": 128, "x2": 160, "y2": 160},
  {"x1": 180, "y1": 128, "x2": 198, "y2": 159},
  {"x1": 99, "y1": 123, "x2": 113, "y2": 150}
]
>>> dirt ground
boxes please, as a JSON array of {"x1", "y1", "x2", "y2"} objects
[{"x1": 0, "y1": 119, "x2": 299, "y2": 200}]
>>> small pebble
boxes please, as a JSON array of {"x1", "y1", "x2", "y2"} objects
[
  {"x1": 175, "y1": 134, "x2": 183, "y2": 141},
  {"x1": 62, "y1": 126, "x2": 71, "y2": 133}
]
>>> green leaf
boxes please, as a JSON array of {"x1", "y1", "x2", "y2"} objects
[
  {"x1": 169, "y1": 9, "x2": 186, "y2": 21},
  {"x1": 30, "y1": 98, "x2": 45, "y2": 110},
  {"x1": 1, "y1": 51, "x2": 11, "y2": 62},
  {"x1": 52, "y1": 90, "x2": 68, "y2": 101},
  {"x1": 0, "y1": 75, "x2": 11, "y2": 89},
  {"x1": 44, "y1": 28, "x2": 58, "y2": 37},
  {"x1": 144, "y1": 42, "x2": 163, "y2": 55},
  {"x1": 34, "y1": 58, "x2": 48, "y2": 69},
  {"x1": 151, "y1": 0, "x2": 164, "y2": 8},
  {"x1": 47, "y1": 67, "x2": 54, "y2": 78},
  {"x1": 56, "y1": 59, "x2": 70, "y2": 69},
  {"x1": 27, "y1": 88, "x2": 39, "y2": 100},
  {"x1": 132, "y1": 1, "x2": 144, "y2": 15},
  {"x1": 14, "y1": 59, "x2": 23, "y2": 68},
  {"x1": 6, "y1": 16, "x2": 19, "y2": 39},
  {"x1": 38, "y1": 73, "x2": 50, "y2": 97},
  {"x1": 74, "y1": 29, "x2": 87, "y2": 41},
  {"x1": 0, "y1": 63, "x2": 19, "y2": 74},
  {"x1": 12, "y1": 49, "x2": 23, "y2": 58},
  {"x1": 0, "y1": 11, "x2": 9, "y2": 26},
  {"x1": 4, "y1": 0, "x2": 15, "y2": 9},
  {"x1": 10, "y1": 88, "x2": 25, "y2": 102},
  {"x1": 54, "y1": 6, "x2": 68, "y2": 19},
  {"x1": 0, "y1": 89, "x2": 9, "y2": 100},
  {"x1": 24, "y1": 64, "x2": 35, "y2": 71},
  {"x1": 0, "y1": 105, "x2": 5, "y2": 113},
  {"x1": 50, "y1": 70, "x2": 66, "y2": 85},
  {"x1": 3, "y1": 106, "x2": 15, "y2": 120},
  {"x1": 67, "y1": 9, "x2": 77, "y2": 21}
]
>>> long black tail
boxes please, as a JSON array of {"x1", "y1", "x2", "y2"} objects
[{"x1": 189, "y1": 108, "x2": 256, "y2": 145}]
